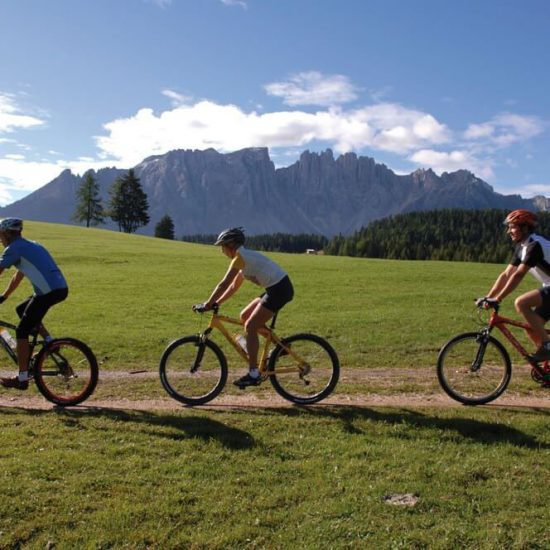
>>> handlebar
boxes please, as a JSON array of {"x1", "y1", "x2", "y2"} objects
[
  {"x1": 475, "y1": 297, "x2": 500, "y2": 313},
  {"x1": 192, "y1": 302, "x2": 219, "y2": 314}
]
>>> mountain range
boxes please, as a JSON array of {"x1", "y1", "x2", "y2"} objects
[{"x1": 0, "y1": 147, "x2": 546, "y2": 237}]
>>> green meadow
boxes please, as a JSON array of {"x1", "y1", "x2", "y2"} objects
[{"x1": 0, "y1": 222, "x2": 548, "y2": 549}]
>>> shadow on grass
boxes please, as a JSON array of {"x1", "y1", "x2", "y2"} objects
[
  {"x1": 248, "y1": 405, "x2": 549, "y2": 449},
  {"x1": 0, "y1": 406, "x2": 255, "y2": 451}
]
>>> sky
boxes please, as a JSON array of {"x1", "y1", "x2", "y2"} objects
[{"x1": 1, "y1": 0, "x2": 550, "y2": 206}]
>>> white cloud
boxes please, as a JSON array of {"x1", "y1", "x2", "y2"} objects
[
  {"x1": 409, "y1": 149, "x2": 494, "y2": 180},
  {"x1": 221, "y1": 0, "x2": 248, "y2": 9},
  {"x1": 0, "y1": 156, "x2": 116, "y2": 206},
  {"x1": 265, "y1": 72, "x2": 359, "y2": 107},
  {"x1": 1, "y1": 80, "x2": 546, "y2": 205},
  {"x1": 146, "y1": 0, "x2": 172, "y2": 7},
  {"x1": 162, "y1": 89, "x2": 193, "y2": 107},
  {"x1": 464, "y1": 112, "x2": 544, "y2": 148},
  {"x1": 0, "y1": 93, "x2": 44, "y2": 133},
  {"x1": 508, "y1": 183, "x2": 550, "y2": 198},
  {"x1": 93, "y1": 99, "x2": 453, "y2": 167}
]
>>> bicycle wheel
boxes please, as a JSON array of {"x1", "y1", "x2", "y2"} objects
[
  {"x1": 437, "y1": 332, "x2": 512, "y2": 405},
  {"x1": 159, "y1": 336, "x2": 227, "y2": 406},
  {"x1": 34, "y1": 338, "x2": 99, "y2": 406},
  {"x1": 268, "y1": 333, "x2": 339, "y2": 404}
]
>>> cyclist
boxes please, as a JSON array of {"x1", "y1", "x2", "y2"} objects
[
  {"x1": 195, "y1": 227, "x2": 294, "y2": 387},
  {"x1": 479, "y1": 209, "x2": 550, "y2": 364},
  {"x1": 0, "y1": 218, "x2": 68, "y2": 390}
]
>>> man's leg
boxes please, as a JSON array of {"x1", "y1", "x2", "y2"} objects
[
  {"x1": 515, "y1": 290, "x2": 547, "y2": 347},
  {"x1": 515, "y1": 289, "x2": 550, "y2": 361}
]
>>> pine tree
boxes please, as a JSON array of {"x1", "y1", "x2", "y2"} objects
[
  {"x1": 108, "y1": 169, "x2": 150, "y2": 233},
  {"x1": 73, "y1": 171, "x2": 104, "y2": 227},
  {"x1": 155, "y1": 215, "x2": 175, "y2": 240}
]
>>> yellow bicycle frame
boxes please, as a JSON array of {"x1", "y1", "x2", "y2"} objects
[{"x1": 204, "y1": 312, "x2": 309, "y2": 376}]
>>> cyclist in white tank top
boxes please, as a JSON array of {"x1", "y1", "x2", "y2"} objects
[
  {"x1": 198, "y1": 227, "x2": 294, "y2": 387},
  {"x1": 480, "y1": 209, "x2": 550, "y2": 363}
]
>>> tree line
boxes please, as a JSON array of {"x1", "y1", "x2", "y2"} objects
[
  {"x1": 182, "y1": 232, "x2": 328, "y2": 253},
  {"x1": 324, "y1": 209, "x2": 550, "y2": 263}
]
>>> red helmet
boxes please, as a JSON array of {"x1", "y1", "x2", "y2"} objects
[{"x1": 503, "y1": 209, "x2": 538, "y2": 228}]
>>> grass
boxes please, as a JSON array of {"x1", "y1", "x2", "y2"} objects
[
  {"x1": 1, "y1": 221, "x2": 534, "y2": 372},
  {"x1": 0, "y1": 222, "x2": 549, "y2": 548},
  {"x1": 0, "y1": 405, "x2": 548, "y2": 548}
]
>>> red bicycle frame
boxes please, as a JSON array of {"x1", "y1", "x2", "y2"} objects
[{"x1": 486, "y1": 309, "x2": 549, "y2": 377}]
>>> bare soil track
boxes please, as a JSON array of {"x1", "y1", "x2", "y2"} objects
[{"x1": 0, "y1": 368, "x2": 548, "y2": 411}]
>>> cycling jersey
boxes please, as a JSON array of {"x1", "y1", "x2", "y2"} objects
[
  {"x1": 511, "y1": 233, "x2": 550, "y2": 286},
  {"x1": 0, "y1": 237, "x2": 68, "y2": 295},
  {"x1": 229, "y1": 247, "x2": 287, "y2": 288}
]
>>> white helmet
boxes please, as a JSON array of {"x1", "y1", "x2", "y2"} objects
[{"x1": 0, "y1": 218, "x2": 23, "y2": 232}]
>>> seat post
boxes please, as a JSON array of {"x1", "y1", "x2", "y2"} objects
[{"x1": 269, "y1": 312, "x2": 279, "y2": 330}]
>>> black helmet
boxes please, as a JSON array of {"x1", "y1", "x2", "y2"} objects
[
  {"x1": 214, "y1": 227, "x2": 245, "y2": 246},
  {"x1": 0, "y1": 217, "x2": 23, "y2": 232}
]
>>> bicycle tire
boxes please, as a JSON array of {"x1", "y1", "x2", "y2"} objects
[
  {"x1": 159, "y1": 336, "x2": 228, "y2": 406},
  {"x1": 268, "y1": 333, "x2": 339, "y2": 404},
  {"x1": 437, "y1": 332, "x2": 512, "y2": 405},
  {"x1": 34, "y1": 338, "x2": 99, "y2": 406}
]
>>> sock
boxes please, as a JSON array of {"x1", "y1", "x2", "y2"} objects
[
  {"x1": 249, "y1": 368, "x2": 260, "y2": 379},
  {"x1": 18, "y1": 372, "x2": 29, "y2": 382},
  {"x1": 45, "y1": 335, "x2": 53, "y2": 343}
]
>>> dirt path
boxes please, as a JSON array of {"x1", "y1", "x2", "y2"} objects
[{"x1": 0, "y1": 368, "x2": 548, "y2": 411}]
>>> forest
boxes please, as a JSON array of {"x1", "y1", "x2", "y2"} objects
[
  {"x1": 182, "y1": 209, "x2": 550, "y2": 264},
  {"x1": 324, "y1": 209, "x2": 550, "y2": 263},
  {"x1": 181, "y1": 232, "x2": 328, "y2": 253}
]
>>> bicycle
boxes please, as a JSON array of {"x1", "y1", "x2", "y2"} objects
[
  {"x1": 0, "y1": 320, "x2": 99, "y2": 406},
  {"x1": 159, "y1": 304, "x2": 340, "y2": 406},
  {"x1": 437, "y1": 299, "x2": 550, "y2": 405}
]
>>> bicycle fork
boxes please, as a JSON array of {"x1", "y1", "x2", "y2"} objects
[
  {"x1": 191, "y1": 331, "x2": 211, "y2": 373},
  {"x1": 471, "y1": 331, "x2": 490, "y2": 372}
]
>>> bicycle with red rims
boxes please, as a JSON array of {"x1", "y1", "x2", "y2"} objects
[
  {"x1": 0, "y1": 319, "x2": 98, "y2": 406},
  {"x1": 437, "y1": 299, "x2": 550, "y2": 405}
]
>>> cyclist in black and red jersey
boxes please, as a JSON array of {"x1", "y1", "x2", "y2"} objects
[
  {"x1": 195, "y1": 227, "x2": 294, "y2": 387},
  {"x1": 479, "y1": 209, "x2": 550, "y2": 364}
]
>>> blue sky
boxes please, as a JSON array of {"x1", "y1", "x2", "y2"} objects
[{"x1": 1, "y1": 0, "x2": 549, "y2": 205}]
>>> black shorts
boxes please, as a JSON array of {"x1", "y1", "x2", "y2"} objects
[
  {"x1": 16, "y1": 288, "x2": 69, "y2": 338},
  {"x1": 535, "y1": 286, "x2": 550, "y2": 321},
  {"x1": 260, "y1": 276, "x2": 294, "y2": 313}
]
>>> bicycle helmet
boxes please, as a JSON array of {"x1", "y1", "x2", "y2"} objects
[
  {"x1": 0, "y1": 217, "x2": 23, "y2": 232},
  {"x1": 503, "y1": 209, "x2": 538, "y2": 228},
  {"x1": 214, "y1": 227, "x2": 245, "y2": 246}
]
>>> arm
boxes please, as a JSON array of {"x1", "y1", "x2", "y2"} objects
[
  {"x1": 216, "y1": 271, "x2": 244, "y2": 305},
  {"x1": 204, "y1": 267, "x2": 241, "y2": 309},
  {"x1": 0, "y1": 269, "x2": 24, "y2": 302},
  {"x1": 491, "y1": 263, "x2": 530, "y2": 303},
  {"x1": 486, "y1": 264, "x2": 516, "y2": 299}
]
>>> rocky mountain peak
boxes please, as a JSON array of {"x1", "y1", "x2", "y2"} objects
[{"x1": 0, "y1": 147, "x2": 543, "y2": 236}]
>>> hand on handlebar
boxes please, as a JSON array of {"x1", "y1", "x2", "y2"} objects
[
  {"x1": 192, "y1": 302, "x2": 218, "y2": 313},
  {"x1": 475, "y1": 297, "x2": 499, "y2": 310}
]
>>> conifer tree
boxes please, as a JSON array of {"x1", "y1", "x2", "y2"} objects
[
  {"x1": 73, "y1": 171, "x2": 104, "y2": 227},
  {"x1": 155, "y1": 215, "x2": 175, "y2": 240},
  {"x1": 108, "y1": 169, "x2": 150, "y2": 233}
]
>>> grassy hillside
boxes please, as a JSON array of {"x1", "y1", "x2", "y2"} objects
[
  {"x1": 1, "y1": 223, "x2": 549, "y2": 548},
  {"x1": 3, "y1": 221, "x2": 522, "y2": 370}
]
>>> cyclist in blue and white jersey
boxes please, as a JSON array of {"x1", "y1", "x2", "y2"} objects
[
  {"x1": 0, "y1": 218, "x2": 68, "y2": 390},
  {"x1": 196, "y1": 227, "x2": 294, "y2": 387},
  {"x1": 480, "y1": 209, "x2": 550, "y2": 365}
]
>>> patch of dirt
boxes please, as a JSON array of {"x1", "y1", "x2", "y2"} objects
[{"x1": 0, "y1": 368, "x2": 548, "y2": 411}]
